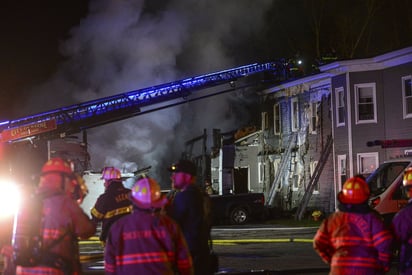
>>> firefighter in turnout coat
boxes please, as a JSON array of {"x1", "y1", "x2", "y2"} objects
[
  {"x1": 91, "y1": 167, "x2": 132, "y2": 243},
  {"x1": 313, "y1": 176, "x2": 393, "y2": 274},
  {"x1": 392, "y1": 167, "x2": 412, "y2": 274},
  {"x1": 16, "y1": 158, "x2": 96, "y2": 275},
  {"x1": 104, "y1": 177, "x2": 193, "y2": 274}
]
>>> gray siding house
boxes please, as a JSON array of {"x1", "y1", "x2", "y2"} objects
[{"x1": 220, "y1": 46, "x2": 412, "y2": 218}]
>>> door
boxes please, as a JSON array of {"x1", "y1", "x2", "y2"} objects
[{"x1": 234, "y1": 167, "x2": 249, "y2": 194}]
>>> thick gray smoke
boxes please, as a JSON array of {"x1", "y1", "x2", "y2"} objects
[{"x1": 23, "y1": 0, "x2": 272, "y2": 185}]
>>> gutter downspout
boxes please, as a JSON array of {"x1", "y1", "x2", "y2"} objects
[{"x1": 346, "y1": 72, "x2": 354, "y2": 177}]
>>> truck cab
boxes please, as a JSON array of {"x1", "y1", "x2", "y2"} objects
[{"x1": 368, "y1": 157, "x2": 412, "y2": 223}]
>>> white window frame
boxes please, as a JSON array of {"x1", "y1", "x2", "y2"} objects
[
  {"x1": 335, "y1": 87, "x2": 345, "y2": 127},
  {"x1": 354, "y1": 83, "x2": 377, "y2": 124},
  {"x1": 309, "y1": 102, "x2": 319, "y2": 134},
  {"x1": 337, "y1": 155, "x2": 347, "y2": 190},
  {"x1": 273, "y1": 103, "x2": 281, "y2": 135},
  {"x1": 270, "y1": 158, "x2": 281, "y2": 190},
  {"x1": 402, "y1": 75, "x2": 412, "y2": 119},
  {"x1": 357, "y1": 152, "x2": 379, "y2": 175},
  {"x1": 273, "y1": 158, "x2": 280, "y2": 178},
  {"x1": 261, "y1": 112, "x2": 268, "y2": 130},
  {"x1": 291, "y1": 97, "x2": 299, "y2": 132},
  {"x1": 310, "y1": 161, "x2": 319, "y2": 193},
  {"x1": 258, "y1": 161, "x2": 264, "y2": 184}
]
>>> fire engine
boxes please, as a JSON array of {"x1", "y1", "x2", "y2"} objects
[
  {"x1": 367, "y1": 139, "x2": 412, "y2": 223},
  {"x1": 0, "y1": 62, "x2": 277, "y2": 243}
]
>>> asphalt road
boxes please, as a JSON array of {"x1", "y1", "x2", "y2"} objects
[
  {"x1": 80, "y1": 225, "x2": 328, "y2": 274},
  {"x1": 80, "y1": 225, "x2": 401, "y2": 274}
]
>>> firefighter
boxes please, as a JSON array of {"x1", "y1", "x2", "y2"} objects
[
  {"x1": 16, "y1": 157, "x2": 96, "y2": 275},
  {"x1": 167, "y1": 159, "x2": 212, "y2": 275},
  {"x1": 104, "y1": 176, "x2": 193, "y2": 274},
  {"x1": 90, "y1": 167, "x2": 132, "y2": 244},
  {"x1": 392, "y1": 167, "x2": 412, "y2": 274},
  {"x1": 313, "y1": 176, "x2": 393, "y2": 274}
]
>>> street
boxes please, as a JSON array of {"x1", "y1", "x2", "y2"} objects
[
  {"x1": 80, "y1": 225, "x2": 329, "y2": 274},
  {"x1": 80, "y1": 224, "x2": 401, "y2": 274},
  {"x1": 211, "y1": 225, "x2": 327, "y2": 274}
]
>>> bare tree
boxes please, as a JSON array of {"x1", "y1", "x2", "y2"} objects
[{"x1": 305, "y1": 0, "x2": 327, "y2": 59}]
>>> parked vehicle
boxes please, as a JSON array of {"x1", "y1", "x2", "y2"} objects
[
  {"x1": 368, "y1": 157, "x2": 412, "y2": 224},
  {"x1": 209, "y1": 192, "x2": 266, "y2": 225}
]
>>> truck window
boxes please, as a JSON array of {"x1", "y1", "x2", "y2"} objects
[
  {"x1": 367, "y1": 161, "x2": 410, "y2": 196},
  {"x1": 392, "y1": 178, "x2": 408, "y2": 200}
]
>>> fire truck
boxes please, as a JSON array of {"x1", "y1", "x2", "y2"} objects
[
  {"x1": 0, "y1": 62, "x2": 277, "y2": 243},
  {"x1": 367, "y1": 139, "x2": 412, "y2": 223}
]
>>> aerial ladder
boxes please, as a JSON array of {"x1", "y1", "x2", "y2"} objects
[{"x1": 0, "y1": 63, "x2": 275, "y2": 144}]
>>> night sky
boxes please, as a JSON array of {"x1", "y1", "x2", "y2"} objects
[
  {"x1": 0, "y1": 0, "x2": 411, "y2": 182},
  {"x1": 0, "y1": 1, "x2": 88, "y2": 118},
  {"x1": 1, "y1": 1, "x2": 411, "y2": 118}
]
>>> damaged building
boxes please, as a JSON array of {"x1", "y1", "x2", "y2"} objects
[{"x1": 214, "y1": 46, "x2": 412, "y2": 219}]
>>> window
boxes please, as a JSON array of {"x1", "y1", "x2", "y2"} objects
[
  {"x1": 292, "y1": 175, "x2": 299, "y2": 190},
  {"x1": 335, "y1": 87, "x2": 345, "y2": 127},
  {"x1": 402, "y1": 75, "x2": 412, "y2": 118},
  {"x1": 310, "y1": 161, "x2": 319, "y2": 192},
  {"x1": 357, "y1": 152, "x2": 378, "y2": 176},
  {"x1": 273, "y1": 158, "x2": 280, "y2": 178},
  {"x1": 309, "y1": 102, "x2": 319, "y2": 134},
  {"x1": 261, "y1": 112, "x2": 268, "y2": 130},
  {"x1": 367, "y1": 161, "x2": 410, "y2": 197},
  {"x1": 258, "y1": 161, "x2": 265, "y2": 184},
  {"x1": 291, "y1": 97, "x2": 299, "y2": 132},
  {"x1": 269, "y1": 158, "x2": 281, "y2": 190},
  {"x1": 337, "y1": 155, "x2": 347, "y2": 189},
  {"x1": 273, "y1": 103, "x2": 281, "y2": 135},
  {"x1": 355, "y1": 83, "x2": 377, "y2": 124}
]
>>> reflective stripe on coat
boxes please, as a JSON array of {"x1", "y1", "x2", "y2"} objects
[
  {"x1": 104, "y1": 208, "x2": 193, "y2": 275},
  {"x1": 313, "y1": 210, "x2": 393, "y2": 274}
]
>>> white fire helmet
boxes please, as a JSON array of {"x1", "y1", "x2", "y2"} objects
[
  {"x1": 101, "y1": 167, "x2": 121, "y2": 181},
  {"x1": 130, "y1": 177, "x2": 168, "y2": 209}
]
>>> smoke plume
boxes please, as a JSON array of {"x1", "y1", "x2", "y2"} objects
[{"x1": 23, "y1": 0, "x2": 272, "y2": 186}]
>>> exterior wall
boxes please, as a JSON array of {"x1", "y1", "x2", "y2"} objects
[
  {"x1": 307, "y1": 93, "x2": 335, "y2": 214},
  {"x1": 259, "y1": 77, "x2": 334, "y2": 215},
  {"x1": 234, "y1": 135, "x2": 260, "y2": 192},
  {"x1": 381, "y1": 63, "x2": 412, "y2": 160},
  {"x1": 216, "y1": 46, "x2": 412, "y2": 218},
  {"x1": 259, "y1": 46, "x2": 412, "y2": 217},
  {"x1": 330, "y1": 74, "x2": 349, "y2": 193},
  {"x1": 348, "y1": 70, "x2": 385, "y2": 176},
  {"x1": 331, "y1": 59, "x2": 412, "y2": 186},
  {"x1": 328, "y1": 47, "x2": 412, "y2": 213}
]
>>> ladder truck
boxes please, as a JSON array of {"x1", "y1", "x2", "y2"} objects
[
  {"x1": 0, "y1": 63, "x2": 274, "y2": 144},
  {"x1": 0, "y1": 62, "x2": 277, "y2": 240},
  {"x1": 0, "y1": 63, "x2": 276, "y2": 181}
]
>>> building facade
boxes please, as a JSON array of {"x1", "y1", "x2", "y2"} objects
[{"x1": 225, "y1": 46, "x2": 412, "y2": 218}]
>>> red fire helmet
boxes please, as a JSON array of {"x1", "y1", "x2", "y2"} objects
[{"x1": 338, "y1": 176, "x2": 370, "y2": 204}]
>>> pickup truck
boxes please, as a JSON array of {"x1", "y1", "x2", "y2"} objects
[{"x1": 209, "y1": 192, "x2": 266, "y2": 225}]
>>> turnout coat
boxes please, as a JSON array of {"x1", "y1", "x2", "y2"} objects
[
  {"x1": 104, "y1": 207, "x2": 193, "y2": 275},
  {"x1": 392, "y1": 200, "x2": 412, "y2": 274},
  {"x1": 16, "y1": 188, "x2": 96, "y2": 275},
  {"x1": 313, "y1": 204, "x2": 393, "y2": 275}
]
